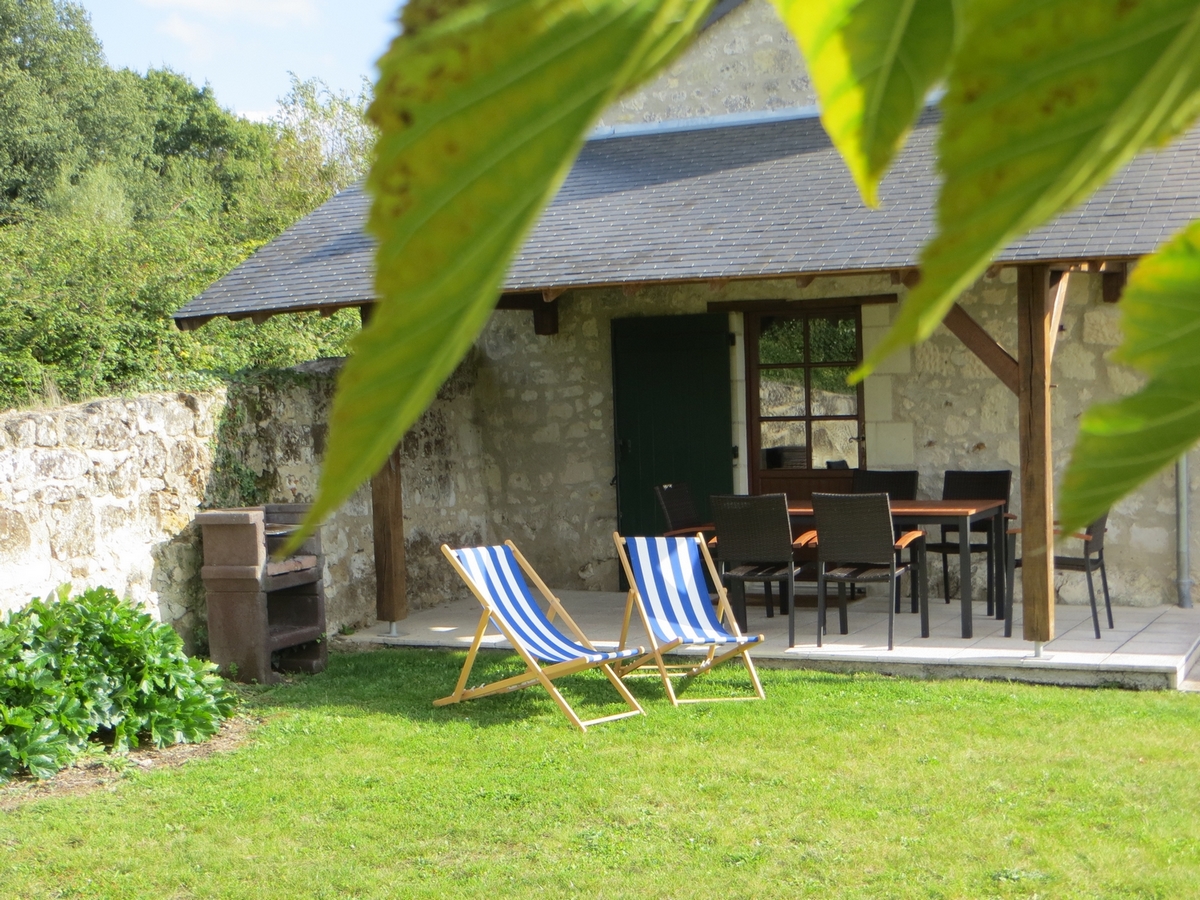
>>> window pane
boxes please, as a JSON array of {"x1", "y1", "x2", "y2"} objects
[
  {"x1": 760, "y1": 421, "x2": 807, "y2": 469},
  {"x1": 759, "y1": 368, "x2": 806, "y2": 417},
  {"x1": 759, "y1": 317, "x2": 805, "y2": 364},
  {"x1": 811, "y1": 419, "x2": 859, "y2": 468},
  {"x1": 810, "y1": 367, "x2": 857, "y2": 415},
  {"x1": 810, "y1": 315, "x2": 857, "y2": 363}
]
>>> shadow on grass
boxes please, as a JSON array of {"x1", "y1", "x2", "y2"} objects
[{"x1": 245, "y1": 647, "x2": 675, "y2": 730}]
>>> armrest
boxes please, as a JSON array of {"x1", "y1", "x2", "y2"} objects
[
  {"x1": 1004, "y1": 512, "x2": 1017, "y2": 520},
  {"x1": 894, "y1": 529, "x2": 925, "y2": 550},
  {"x1": 793, "y1": 530, "x2": 818, "y2": 548}
]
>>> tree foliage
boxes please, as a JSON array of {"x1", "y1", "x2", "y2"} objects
[
  {"x1": 0, "y1": 0, "x2": 375, "y2": 411},
  {"x1": 287, "y1": 0, "x2": 1200, "y2": 549}
]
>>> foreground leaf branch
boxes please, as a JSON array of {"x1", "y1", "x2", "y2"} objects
[
  {"x1": 1058, "y1": 222, "x2": 1200, "y2": 531},
  {"x1": 772, "y1": 0, "x2": 955, "y2": 207},
  {"x1": 292, "y1": 0, "x2": 714, "y2": 545},
  {"x1": 855, "y1": 0, "x2": 1200, "y2": 379}
]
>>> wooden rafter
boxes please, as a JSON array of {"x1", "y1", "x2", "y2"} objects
[{"x1": 942, "y1": 304, "x2": 1019, "y2": 395}]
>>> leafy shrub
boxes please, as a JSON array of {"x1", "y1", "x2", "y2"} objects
[{"x1": 0, "y1": 587, "x2": 236, "y2": 781}]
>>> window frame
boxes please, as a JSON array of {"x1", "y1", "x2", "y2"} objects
[{"x1": 746, "y1": 305, "x2": 867, "y2": 476}]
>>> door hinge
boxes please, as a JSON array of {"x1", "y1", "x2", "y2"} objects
[
  {"x1": 729, "y1": 333, "x2": 737, "y2": 347},
  {"x1": 732, "y1": 445, "x2": 740, "y2": 460}
]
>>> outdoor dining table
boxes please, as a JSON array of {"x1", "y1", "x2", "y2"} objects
[{"x1": 787, "y1": 499, "x2": 1008, "y2": 639}]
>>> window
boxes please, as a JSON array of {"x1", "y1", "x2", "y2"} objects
[{"x1": 748, "y1": 309, "x2": 864, "y2": 472}]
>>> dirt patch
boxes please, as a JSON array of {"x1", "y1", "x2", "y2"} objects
[{"x1": 0, "y1": 714, "x2": 260, "y2": 811}]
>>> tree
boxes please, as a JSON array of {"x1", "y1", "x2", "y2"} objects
[{"x1": 293, "y1": 0, "x2": 1200, "y2": 553}]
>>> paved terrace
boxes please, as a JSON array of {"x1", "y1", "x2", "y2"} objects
[{"x1": 343, "y1": 588, "x2": 1200, "y2": 691}]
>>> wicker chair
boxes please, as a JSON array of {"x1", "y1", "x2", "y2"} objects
[
  {"x1": 852, "y1": 469, "x2": 920, "y2": 612},
  {"x1": 851, "y1": 469, "x2": 919, "y2": 500},
  {"x1": 808, "y1": 493, "x2": 927, "y2": 651},
  {"x1": 926, "y1": 470, "x2": 1011, "y2": 615},
  {"x1": 710, "y1": 494, "x2": 809, "y2": 633},
  {"x1": 1005, "y1": 512, "x2": 1113, "y2": 639},
  {"x1": 654, "y1": 482, "x2": 714, "y2": 536}
]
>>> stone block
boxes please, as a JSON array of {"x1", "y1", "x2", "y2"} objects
[
  {"x1": 50, "y1": 500, "x2": 95, "y2": 560},
  {"x1": 863, "y1": 375, "x2": 892, "y2": 422},
  {"x1": 866, "y1": 422, "x2": 914, "y2": 466},
  {"x1": 34, "y1": 449, "x2": 90, "y2": 481},
  {"x1": 0, "y1": 508, "x2": 31, "y2": 560}
]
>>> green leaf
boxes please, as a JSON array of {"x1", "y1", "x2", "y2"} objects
[
  {"x1": 772, "y1": 0, "x2": 954, "y2": 206},
  {"x1": 855, "y1": 0, "x2": 1200, "y2": 380},
  {"x1": 1058, "y1": 221, "x2": 1200, "y2": 531},
  {"x1": 289, "y1": 0, "x2": 713, "y2": 547}
]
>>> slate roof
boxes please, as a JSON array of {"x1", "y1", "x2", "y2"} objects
[{"x1": 174, "y1": 108, "x2": 1200, "y2": 327}]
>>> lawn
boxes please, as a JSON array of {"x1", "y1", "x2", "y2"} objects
[{"x1": 3, "y1": 648, "x2": 1199, "y2": 899}]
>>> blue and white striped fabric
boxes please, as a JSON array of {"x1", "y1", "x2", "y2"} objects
[
  {"x1": 625, "y1": 537, "x2": 761, "y2": 647},
  {"x1": 453, "y1": 545, "x2": 640, "y2": 665}
]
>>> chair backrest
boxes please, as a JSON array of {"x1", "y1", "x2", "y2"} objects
[
  {"x1": 1085, "y1": 511, "x2": 1109, "y2": 554},
  {"x1": 654, "y1": 482, "x2": 702, "y2": 532},
  {"x1": 852, "y1": 468, "x2": 919, "y2": 500},
  {"x1": 622, "y1": 536, "x2": 731, "y2": 644},
  {"x1": 942, "y1": 469, "x2": 1011, "y2": 504},
  {"x1": 710, "y1": 494, "x2": 793, "y2": 564},
  {"x1": 811, "y1": 492, "x2": 896, "y2": 565},
  {"x1": 448, "y1": 545, "x2": 602, "y2": 664}
]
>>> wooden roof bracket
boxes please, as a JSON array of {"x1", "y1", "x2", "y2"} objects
[{"x1": 942, "y1": 303, "x2": 1019, "y2": 395}]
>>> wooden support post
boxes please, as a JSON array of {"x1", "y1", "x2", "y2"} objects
[
  {"x1": 1017, "y1": 265, "x2": 1055, "y2": 643},
  {"x1": 371, "y1": 444, "x2": 408, "y2": 623},
  {"x1": 359, "y1": 303, "x2": 408, "y2": 623}
]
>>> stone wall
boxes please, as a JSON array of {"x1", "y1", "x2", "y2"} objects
[
  {"x1": 596, "y1": 0, "x2": 814, "y2": 126},
  {"x1": 0, "y1": 392, "x2": 223, "y2": 644},
  {"x1": 0, "y1": 358, "x2": 496, "y2": 643}
]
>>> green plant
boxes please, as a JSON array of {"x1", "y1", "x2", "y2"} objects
[
  {"x1": 0, "y1": 586, "x2": 236, "y2": 781},
  {"x1": 285, "y1": 0, "x2": 1200, "y2": 551}
]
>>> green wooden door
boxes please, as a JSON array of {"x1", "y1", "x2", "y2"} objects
[{"x1": 612, "y1": 314, "x2": 734, "y2": 536}]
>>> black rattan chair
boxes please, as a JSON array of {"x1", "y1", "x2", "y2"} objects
[
  {"x1": 926, "y1": 470, "x2": 1011, "y2": 615},
  {"x1": 654, "y1": 483, "x2": 713, "y2": 536},
  {"x1": 711, "y1": 494, "x2": 808, "y2": 633},
  {"x1": 808, "y1": 493, "x2": 927, "y2": 651},
  {"x1": 852, "y1": 469, "x2": 920, "y2": 612},
  {"x1": 1005, "y1": 512, "x2": 1113, "y2": 639},
  {"x1": 851, "y1": 469, "x2": 919, "y2": 500}
]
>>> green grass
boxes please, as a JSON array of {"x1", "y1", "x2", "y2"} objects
[{"x1": 3, "y1": 649, "x2": 1200, "y2": 899}]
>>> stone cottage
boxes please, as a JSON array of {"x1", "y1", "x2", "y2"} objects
[{"x1": 164, "y1": 0, "x2": 1200, "y2": 636}]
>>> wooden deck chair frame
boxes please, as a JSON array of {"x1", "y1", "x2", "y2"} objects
[
  {"x1": 613, "y1": 532, "x2": 765, "y2": 705},
  {"x1": 437, "y1": 541, "x2": 645, "y2": 732}
]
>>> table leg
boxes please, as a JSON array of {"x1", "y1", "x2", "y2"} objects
[
  {"x1": 959, "y1": 515, "x2": 973, "y2": 638},
  {"x1": 993, "y1": 510, "x2": 1006, "y2": 621},
  {"x1": 732, "y1": 580, "x2": 748, "y2": 635},
  {"x1": 919, "y1": 539, "x2": 930, "y2": 638}
]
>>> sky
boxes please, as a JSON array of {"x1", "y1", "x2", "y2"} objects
[{"x1": 82, "y1": 0, "x2": 402, "y2": 119}]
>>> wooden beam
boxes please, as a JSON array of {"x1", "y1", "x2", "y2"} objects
[
  {"x1": 1017, "y1": 265, "x2": 1055, "y2": 644},
  {"x1": 1047, "y1": 271, "x2": 1070, "y2": 359},
  {"x1": 1103, "y1": 264, "x2": 1127, "y2": 303},
  {"x1": 942, "y1": 303, "x2": 1019, "y2": 395},
  {"x1": 371, "y1": 444, "x2": 408, "y2": 623},
  {"x1": 533, "y1": 299, "x2": 559, "y2": 335}
]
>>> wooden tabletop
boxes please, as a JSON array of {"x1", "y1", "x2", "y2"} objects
[{"x1": 788, "y1": 499, "x2": 1007, "y2": 517}]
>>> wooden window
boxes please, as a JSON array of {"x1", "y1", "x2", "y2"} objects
[{"x1": 747, "y1": 308, "x2": 865, "y2": 485}]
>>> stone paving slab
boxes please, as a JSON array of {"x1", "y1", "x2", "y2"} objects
[{"x1": 343, "y1": 588, "x2": 1200, "y2": 691}]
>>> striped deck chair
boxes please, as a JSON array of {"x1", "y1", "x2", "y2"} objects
[
  {"x1": 438, "y1": 541, "x2": 645, "y2": 731},
  {"x1": 613, "y1": 533, "x2": 765, "y2": 705}
]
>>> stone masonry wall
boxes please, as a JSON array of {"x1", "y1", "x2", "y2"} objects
[
  {"x1": 0, "y1": 357, "x2": 495, "y2": 644},
  {"x1": 596, "y1": 0, "x2": 814, "y2": 126}
]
